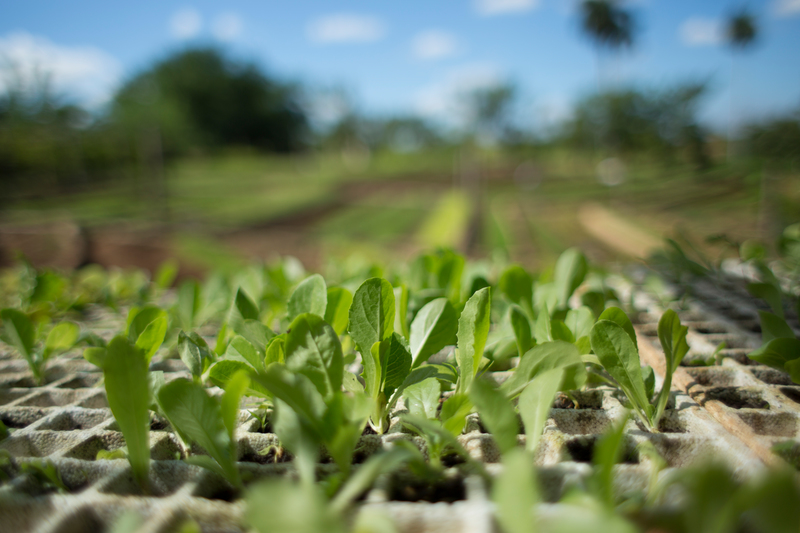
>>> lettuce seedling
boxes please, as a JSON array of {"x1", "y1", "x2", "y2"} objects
[
  {"x1": 84, "y1": 336, "x2": 151, "y2": 491},
  {"x1": 158, "y1": 372, "x2": 247, "y2": 488},
  {"x1": 0, "y1": 309, "x2": 80, "y2": 384},
  {"x1": 747, "y1": 310, "x2": 800, "y2": 383},
  {"x1": 455, "y1": 287, "x2": 491, "y2": 394},
  {"x1": 252, "y1": 313, "x2": 371, "y2": 484},
  {"x1": 589, "y1": 308, "x2": 688, "y2": 431}
]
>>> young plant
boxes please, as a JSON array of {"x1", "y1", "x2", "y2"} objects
[
  {"x1": 455, "y1": 287, "x2": 491, "y2": 394},
  {"x1": 589, "y1": 308, "x2": 688, "y2": 431},
  {"x1": 157, "y1": 371, "x2": 248, "y2": 488},
  {"x1": 0, "y1": 309, "x2": 80, "y2": 384},
  {"x1": 251, "y1": 313, "x2": 371, "y2": 486},
  {"x1": 350, "y1": 277, "x2": 460, "y2": 433},
  {"x1": 83, "y1": 336, "x2": 151, "y2": 491}
]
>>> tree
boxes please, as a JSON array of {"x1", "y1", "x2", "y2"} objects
[
  {"x1": 579, "y1": 0, "x2": 636, "y2": 86},
  {"x1": 112, "y1": 48, "x2": 308, "y2": 154},
  {"x1": 725, "y1": 9, "x2": 758, "y2": 159}
]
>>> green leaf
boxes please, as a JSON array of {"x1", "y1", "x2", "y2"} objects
[
  {"x1": 177, "y1": 331, "x2": 213, "y2": 378},
  {"x1": 501, "y1": 341, "x2": 586, "y2": 398},
  {"x1": 83, "y1": 346, "x2": 107, "y2": 367},
  {"x1": 409, "y1": 297, "x2": 458, "y2": 366},
  {"x1": 43, "y1": 322, "x2": 80, "y2": 359},
  {"x1": 565, "y1": 306, "x2": 595, "y2": 340},
  {"x1": 100, "y1": 336, "x2": 150, "y2": 490},
  {"x1": 329, "y1": 447, "x2": 414, "y2": 516},
  {"x1": 440, "y1": 393, "x2": 472, "y2": 437},
  {"x1": 551, "y1": 319, "x2": 575, "y2": 343},
  {"x1": 348, "y1": 278, "x2": 395, "y2": 355},
  {"x1": 230, "y1": 288, "x2": 259, "y2": 334},
  {"x1": 154, "y1": 259, "x2": 178, "y2": 290},
  {"x1": 642, "y1": 365, "x2": 656, "y2": 401},
  {"x1": 384, "y1": 333, "x2": 412, "y2": 397},
  {"x1": 362, "y1": 340, "x2": 385, "y2": 402},
  {"x1": 509, "y1": 305, "x2": 533, "y2": 358},
  {"x1": 238, "y1": 319, "x2": 273, "y2": 353},
  {"x1": 285, "y1": 314, "x2": 344, "y2": 401},
  {"x1": 456, "y1": 287, "x2": 491, "y2": 394},
  {"x1": 748, "y1": 282, "x2": 784, "y2": 318},
  {"x1": 97, "y1": 449, "x2": 128, "y2": 460},
  {"x1": 493, "y1": 448, "x2": 538, "y2": 533},
  {"x1": 403, "y1": 377, "x2": 440, "y2": 419},
  {"x1": 127, "y1": 306, "x2": 165, "y2": 342},
  {"x1": 553, "y1": 248, "x2": 587, "y2": 309},
  {"x1": 786, "y1": 358, "x2": 800, "y2": 385},
  {"x1": 589, "y1": 413, "x2": 629, "y2": 508},
  {"x1": 324, "y1": 287, "x2": 353, "y2": 335},
  {"x1": 387, "y1": 364, "x2": 457, "y2": 410},
  {"x1": 758, "y1": 311, "x2": 795, "y2": 343},
  {"x1": 251, "y1": 364, "x2": 327, "y2": 435},
  {"x1": 246, "y1": 480, "x2": 341, "y2": 533},
  {"x1": 469, "y1": 378, "x2": 519, "y2": 455},
  {"x1": 175, "y1": 280, "x2": 201, "y2": 330},
  {"x1": 0, "y1": 308, "x2": 35, "y2": 363},
  {"x1": 393, "y1": 285, "x2": 410, "y2": 339},
  {"x1": 208, "y1": 360, "x2": 270, "y2": 397},
  {"x1": 221, "y1": 370, "x2": 249, "y2": 440},
  {"x1": 657, "y1": 309, "x2": 690, "y2": 374},
  {"x1": 342, "y1": 370, "x2": 364, "y2": 393},
  {"x1": 748, "y1": 337, "x2": 800, "y2": 372},
  {"x1": 499, "y1": 265, "x2": 534, "y2": 317},
  {"x1": 288, "y1": 274, "x2": 327, "y2": 321},
  {"x1": 533, "y1": 304, "x2": 552, "y2": 344},
  {"x1": 519, "y1": 367, "x2": 564, "y2": 453},
  {"x1": 158, "y1": 378, "x2": 240, "y2": 487},
  {"x1": 598, "y1": 307, "x2": 638, "y2": 351},
  {"x1": 225, "y1": 335, "x2": 263, "y2": 372},
  {"x1": 590, "y1": 320, "x2": 652, "y2": 425},
  {"x1": 264, "y1": 334, "x2": 285, "y2": 366}
]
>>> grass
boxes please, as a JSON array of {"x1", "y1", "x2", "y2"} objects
[{"x1": 1, "y1": 145, "x2": 796, "y2": 271}]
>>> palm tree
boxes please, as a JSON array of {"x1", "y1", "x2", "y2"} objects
[
  {"x1": 579, "y1": 0, "x2": 636, "y2": 87},
  {"x1": 725, "y1": 9, "x2": 758, "y2": 160}
]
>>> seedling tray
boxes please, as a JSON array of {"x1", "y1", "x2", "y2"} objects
[{"x1": 0, "y1": 272, "x2": 795, "y2": 533}]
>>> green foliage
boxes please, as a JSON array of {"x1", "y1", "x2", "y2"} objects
[
  {"x1": 408, "y1": 297, "x2": 458, "y2": 366},
  {"x1": 84, "y1": 336, "x2": 151, "y2": 491},
  {"x1": 456, "y1": 287, "x2": 492, "y2": 394},
  {"x1": 158, "y1": 378, "x2": 242, "y2": 487}
]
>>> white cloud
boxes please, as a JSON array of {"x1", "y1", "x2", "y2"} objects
[
  {"x1": 415, "y1": 63, "x2": 505, "y2": 126},
  {"x1": 212, "y1": 13, "x2": 243, "y2": 41},
  {"x1": 171, "y1": 8, "x2": 202, "y2": 40},
  {"x1": 679, "y1": 17, "x2": 723, "y2": 46},
  {"x1": 307, "y1": 14, "x2": 385, "y2": 44},
  {"x1": 0, "y1": 32, "x2": 121, "y2": 107},
  {"x1": 412, "y1": 30, "x2": 458, "y2": 60},
  {"x1": 474, "y1": 0, "x2": 539, "y2": 16},
  {"x1": 773, "y1": 0, "x2": 800, "y2": 16}
]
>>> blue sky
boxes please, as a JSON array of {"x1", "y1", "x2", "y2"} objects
[{"x1": 1, "y1": 0, "x2": 799, "y2": 133}]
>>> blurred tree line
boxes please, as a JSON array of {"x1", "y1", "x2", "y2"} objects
[{"x1": 1, "y1": 45, "x2": 799, "y2": 201}]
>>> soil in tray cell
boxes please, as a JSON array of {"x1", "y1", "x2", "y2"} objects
[
  {"x1": 687, "y1": 322, "x2": 730, "y2": 334},
  {"x1": 388, "y1": 471, "x2": 466, "y2": 503},
  {"x1": 737, "y1": 411, "x2": 798, "y2": 437},
  {"x1": 0, "y1": 389, "x2": 29, "y2": 405},
  {"x1": 64, "y1": 432, "x2": 126, "y2": 460},
  {"x1": 54, "y1": 374, "x2": 103, "y2": 389},
  {"x1": 99, "y1": 461, "x2": 191, "y2": 497},
  {"x1": 780, "y1": 387, "x2": 800, "y2": 405},
  {"x1": 563, "y1": 435, "x2": 638, "y2": 464},
  {"x1": 703, "y1": 387, "x2": 770, "y2": 410},
  {"x1": 750, "y1": 368, "x2": 794, "y2": 386},
  {"x1": 237, "y1": 433, "x2": 293, "y2": 465},
  {"x1": 684, "y1": 367, "x2": 739, "y2": 388},
  {"x1": 549, "y1": 409, "x2": 611, "y2": 435},
  {"x1": 36, "y1": 409, "x2": 110, "y2": 431},
  {"x1": 553, "y1": 390, "x2": 604, "y2": 410}
]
